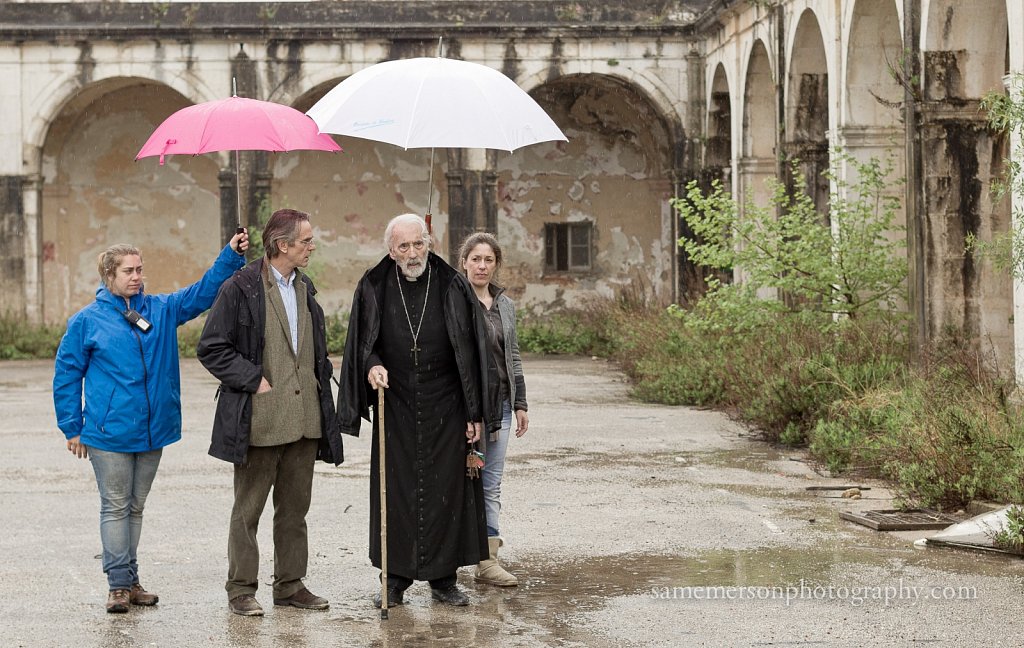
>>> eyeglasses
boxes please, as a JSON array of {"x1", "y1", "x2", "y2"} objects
[
  {"x1": 395, "y1": 239, "x2": 427, "y2": 254},
  {"x1": 295, "y1": 237, "x2": 316, "y2": 249}
]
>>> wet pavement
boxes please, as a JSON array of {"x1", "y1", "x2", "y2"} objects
[{"x1": 2, "y1": 354, "x2": 1024, "y2": 647}]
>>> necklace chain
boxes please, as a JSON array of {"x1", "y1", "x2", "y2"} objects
[{"x1": 396, "y1": 262, "x2": 431, "y2": 355}]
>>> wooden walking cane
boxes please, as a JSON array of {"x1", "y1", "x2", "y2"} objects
[{"x1": 377, "y1": 385, "x2": 389, "y2": 620}]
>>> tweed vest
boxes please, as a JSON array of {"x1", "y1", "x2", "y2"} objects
[{"x1": 249, "y1": 267, "x2": 322, "y2": 446}]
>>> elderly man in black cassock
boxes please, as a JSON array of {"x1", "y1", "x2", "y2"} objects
[{"x1": 338, "y1": 213, "x2": 499, "y2": 607}]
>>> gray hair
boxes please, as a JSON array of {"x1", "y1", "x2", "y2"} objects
[
  {"x1": 384, "y1": 213, "x2": 430, "y2": 251},
  {"x1": 262, "y1": 208, "x2": 310, "y2": 259},
  {"x1": 97, "y1": 243, "x2": 141, "y2": 290}
]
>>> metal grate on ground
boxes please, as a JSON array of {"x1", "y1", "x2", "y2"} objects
[{"x1": 839, "y1": 509, "x2": 959, "y2": 531}]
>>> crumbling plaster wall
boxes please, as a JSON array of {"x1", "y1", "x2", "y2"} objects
[{"x1": 8, "y1": 26, "x2": 693, "y2": 322}]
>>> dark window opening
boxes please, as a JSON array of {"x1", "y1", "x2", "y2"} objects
[{"x1": 544, "y1": 222, "x2": 592, "y2": 272}]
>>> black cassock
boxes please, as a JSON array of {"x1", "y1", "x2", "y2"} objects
[{"x1": 369, "y1": 266, "x2": 488, "y2": 580}]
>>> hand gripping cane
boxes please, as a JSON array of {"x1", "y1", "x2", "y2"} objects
[{"x1": 378, "y1": 386, "x2": 389, "y2": 620}]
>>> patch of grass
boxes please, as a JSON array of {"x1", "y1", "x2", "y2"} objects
[
  {"x1": 992, "y1": 506, "x2": 1024, "y2": 553},
  {"x1": 518, "y1": 307, "x2": 615, "y2": 356},
  {"x1": 0, "y1": 315, "x2": 65, "y2": 359}
]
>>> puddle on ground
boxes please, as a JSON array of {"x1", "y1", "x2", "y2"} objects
[{"x1": 355, "y1": 538, "x2": 1024, "y2": 647}]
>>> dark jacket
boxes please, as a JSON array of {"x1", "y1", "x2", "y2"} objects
[
  {"x1": 197, "y1": 258, "x2": 343, "y2": 465},
  {"x1": 337, "y1": 252, "x2": 500, "y2": 437}
]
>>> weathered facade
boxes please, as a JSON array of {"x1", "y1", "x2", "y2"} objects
[
  {"x1": 1, "y1": 0, "x2": 1022, "y2": 376},
  {"x1": 0, "y1": 0, "x2": 709, "y2": 322},
  {"x1": 701, "y1": 0, "x2": 1023, "y2": 376}
]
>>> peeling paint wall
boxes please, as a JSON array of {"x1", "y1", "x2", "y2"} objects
[
  {"x1": 41, "y1": 83, "x2": 223, "y2": 323},
  {"x1": 494, "y1": 75, "x2": 675, "y2": 311},
  {"x1": 271, "y1": 135, "x2": 445, "y2": 315},
  {"x1": 920, "y1": 112, "x2": 1012, "y2": 367},
  {"x1": 2, "y1": 2, "x2": 700, "y2": 322}
]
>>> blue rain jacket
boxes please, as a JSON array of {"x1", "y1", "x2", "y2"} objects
[{"x1": 53, "y1": 244, "x2": 245, "y2": 453}]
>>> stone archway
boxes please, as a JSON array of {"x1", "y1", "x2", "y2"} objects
[
  {"x1": 495, "y1": 73, "x2": 678, "y2": 309},
  {"x1": 41, "y1": 79, "x2": 223, "y2": 323},
  {"x1": 785, "y1": 8, "x2": 831, "y2": 219},
  {"x1": 740, "y1": 39, "x2": 777, "y2": 213},
  {"x1": 707, "y1": 63, "x2": 732, "y2": 187},
  {"x1": 842, "y1": 0, "x2": 906, "y2": 277},
  {"x1": 846, "y1": 0, "x2": 903, "y2": 128}
]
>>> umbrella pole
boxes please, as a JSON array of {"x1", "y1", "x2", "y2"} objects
[
  {"x1": 378, "y1": 385, "x2": 389, "y2": 620},
  {"x1": 234, "y1": 149, "x2": 244, "y2": 234},
  {"x1": 425, "y1": 147, "x2": 434, "y2": 235},
  {"x1": 232, "y1": 77, "x2": 243, "y2": 235}
]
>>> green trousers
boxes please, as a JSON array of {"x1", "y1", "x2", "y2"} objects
[{"x1": 226, "y1": 437, "x2": 318, "y2": 600}]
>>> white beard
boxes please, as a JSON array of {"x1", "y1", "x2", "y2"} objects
[{"x1": 400, "y1": 258, "x2": 426, "y2": 279}]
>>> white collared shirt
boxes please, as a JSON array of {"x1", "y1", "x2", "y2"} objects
[{"x1": 270, "y1": 264, "x2": 298, "y2": 352}]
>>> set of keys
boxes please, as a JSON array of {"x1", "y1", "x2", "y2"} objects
[{"x1": 466, "y1": 445, "x2": 485, "y2": 479}]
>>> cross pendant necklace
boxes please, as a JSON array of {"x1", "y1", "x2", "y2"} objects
[{"x1": 396, "y1": 262, "x2": 431, "y2": 366}]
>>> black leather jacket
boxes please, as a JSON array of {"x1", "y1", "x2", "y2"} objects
[{"x1": 337, "y1": 252, "x2": 500, "y2": 437}]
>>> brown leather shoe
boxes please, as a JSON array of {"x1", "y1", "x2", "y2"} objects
[
  {"x1": 106, "y1": 589, "x2": 130, "y2": 614},
  {"x1": 273, "y1": 587, "x2": 329, "y2": 610},
  {"x1": 130, "y1": 583, "x2": 159, "y2": 606},
  {"x1": 228, "y1": 594, "x2": 264, "y2": 616}
]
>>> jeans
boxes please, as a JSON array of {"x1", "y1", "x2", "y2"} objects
[
  {"x1": 481, "y1": 400, "x2": 513, "y2": 537},
  {"x1": 88, "y1": 447, "x2": 163, "y2": 590}
]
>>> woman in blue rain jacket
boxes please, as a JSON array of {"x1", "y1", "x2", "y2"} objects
[{"x1": 52, "y1": 232, "x2": 247, "y2": 613}]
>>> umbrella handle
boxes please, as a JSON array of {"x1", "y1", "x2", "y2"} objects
[{"x1": 159, "y1": 139, "x2": 177, "y2": 166}]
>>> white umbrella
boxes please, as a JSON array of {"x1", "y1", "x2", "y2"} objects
[
  {"x1": 306, "y1": 55, "x2": 567, "y2": 228},
  {"x1": 306, "y1": 56, "x2": 567, "y2": 152}
]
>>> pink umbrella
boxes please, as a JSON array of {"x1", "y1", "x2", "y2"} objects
[{"x1": 136, "y1": 95, "x2": 341, "y2": 227}]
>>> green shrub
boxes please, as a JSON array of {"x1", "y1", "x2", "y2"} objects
[
  {"x1": 177, "y1": 311, "x2": 350, "y2": 358},
  {"x1": 992, "y1": 506, "x2": 1024, "y2": 553},
  {"x1": 518, "y1": 307, "x2": 615, "y2": 356},
  {"x1": 806, "y1": 339, "x2": 1024, "y2": 510},
  {"x1": 325, "y1": 312, "x2": 349, "y2": 355},
  {"x1": 0, "y1": 315, "x2": 65, "y2": 359}
]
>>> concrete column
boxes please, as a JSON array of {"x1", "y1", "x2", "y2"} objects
[
  {"x1": 445, "y1": 147, "x2": 496, "y2": 263},
  {"x1": 1005, "y1": 74, "x2": 1024, "y2": 383},
  {"x1": 835, "y1": 124, "x2": 905, "y2": 240},
  {"x1": 230, "y1": 47, "x2": 257, "y2": 241},
  {"x1": 737, "y1": 156, "x2": 777, "y2": 300},
  {"x1": 22, "y1": 174, "x2": 42, "y2": 324},
  {"x1": 253, "y1": 164, "x2": 273, "y2": 234},
  {"x1": 0, "y1": 175, "x2": 26, "y2": 319},
  {"x1": 919, "y1": 101, "x2": 1013, "y2": 370},
  {"x1": 218, "y1": 168, "x2": 238, "y2": 246}
]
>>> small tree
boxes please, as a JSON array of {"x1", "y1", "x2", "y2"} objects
[
  {"x1": 672, "y1": 152, "x2": 907, "y2": 330},
  {"x1": 966, "y1": 73, "x2": 1024, "y2": 275}
]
